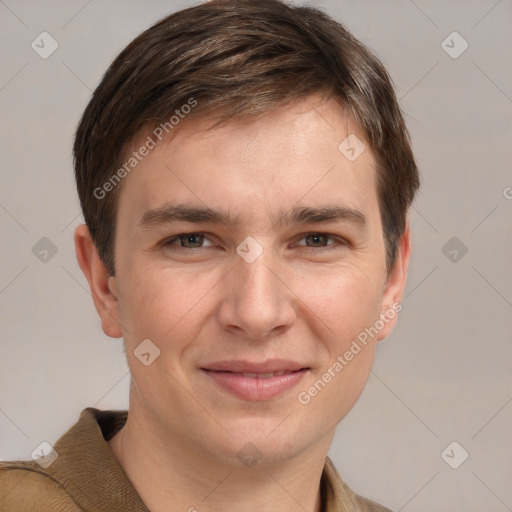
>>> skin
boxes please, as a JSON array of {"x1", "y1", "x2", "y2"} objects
[{"x1": 75, "y1": 94, "x2": 411, "y2": 512}]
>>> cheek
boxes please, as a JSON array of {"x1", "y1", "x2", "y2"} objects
[
  {"x1": 298, "y1": 267, "x2": 382, "y2": 351},
  {"x1": 115, "y1": 267, "x2": 212, "y2": 399},
  {"x1": 118, "y1": 264, "x2": 220, "y2": 349},
  {"x1": 295, "y1": 273, "x2": 380, "y2": 422}
]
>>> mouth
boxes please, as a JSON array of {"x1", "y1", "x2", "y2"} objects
[
  {"x1": 200, "y1": 360, "x2": 310, "y2": 401},
  {"x1": 206, "y1": 370, "x2": 302, "y2": 378}
]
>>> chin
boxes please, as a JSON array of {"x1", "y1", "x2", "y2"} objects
[{"x1": 217, "y1": 419, "x2": 313, "y2": 468}]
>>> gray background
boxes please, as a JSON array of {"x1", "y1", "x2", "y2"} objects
[{"x1": 1, "y1": 0, "x2": 511, "y2": 510}]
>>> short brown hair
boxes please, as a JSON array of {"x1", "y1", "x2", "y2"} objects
[{"x1": 74, "y1": 0, "x2": 420, "y2": 276}]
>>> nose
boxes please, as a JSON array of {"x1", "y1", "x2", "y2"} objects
[{"x1": 216, "y1": 246, "x2": 296, "y2": 342}]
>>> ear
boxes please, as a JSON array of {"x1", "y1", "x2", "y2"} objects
[
  {"x1": 74, "y1": 224, "x2": 123, "y2": 338},
  {"x1": 376, "y1": 219, "x2": 411, "y2": 341}
]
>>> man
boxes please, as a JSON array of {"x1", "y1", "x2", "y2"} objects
[{"x1": 0, "y1": 0, "x2": 419, "y2": 510}]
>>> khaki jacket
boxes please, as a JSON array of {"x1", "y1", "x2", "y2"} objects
[{"x1": 0, "y1": 408, "x2": 392, "y2": 512}]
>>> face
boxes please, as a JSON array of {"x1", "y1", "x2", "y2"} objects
[{"x1": 79, "y1": 95, "x2": 409, "y2": 467}]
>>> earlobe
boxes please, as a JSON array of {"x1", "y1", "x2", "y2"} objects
[
  {"x1": 376, "y1": 220, "x2": 411, "y2": 342},
  {"x1": 74, "y1": 224, "x2": 123, "y2": 339}
]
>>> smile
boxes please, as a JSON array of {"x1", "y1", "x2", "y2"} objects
[{"x1": 201, "y1": 361, "x2": 310, "y2": 401}]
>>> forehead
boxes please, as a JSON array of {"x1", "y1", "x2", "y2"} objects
[{"x1": 115, "y1": 96, "x2": 378, "y2": 230}]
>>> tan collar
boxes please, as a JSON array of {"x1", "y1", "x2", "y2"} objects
[{"x1": 4, "y1": 407, "x2": 388, "y2": 511}]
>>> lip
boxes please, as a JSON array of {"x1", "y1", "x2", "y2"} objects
[
  {"x1": 201, "y1": 359, "x2": 310, "y2": 401},
  {"x1": 201, "y1": 359, "x2": 307, "y2": 374}
]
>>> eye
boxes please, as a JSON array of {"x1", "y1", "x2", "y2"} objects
[
  {"x1": 165, "y1": 232, "x2": 216, "y2": 249},
  {"x1": 294, "y1": 233, "x2": 345, "y2": 251},
  {"x1": 162, "y1": 232, "x2": 345, "y2": 253}
]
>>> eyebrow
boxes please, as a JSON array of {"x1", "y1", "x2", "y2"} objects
[{"x1": 137, "y1": 203, "x2": 367, "y2": 230}]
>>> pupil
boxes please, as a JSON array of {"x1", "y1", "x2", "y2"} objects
[
  {"x1": 184, "y1": 234, "x2": 201, "y2": 247},
  {"x1": 308, "y1": 234, "x2": 325, "y2": 246}
]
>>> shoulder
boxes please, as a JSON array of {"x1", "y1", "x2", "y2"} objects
[
  {"x1": 353, "y1": 492, "x2": 394, "y2": 512},
  {"x1": 0, "y1": 462, "x2": 83, "y2": 512},
  {"x1": 323, "y1": 457, "x2": 394, "y2": 512}
]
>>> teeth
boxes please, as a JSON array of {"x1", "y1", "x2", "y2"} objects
[{"x1": 242, "y1": 373, "x2": 258, "y2": 378}]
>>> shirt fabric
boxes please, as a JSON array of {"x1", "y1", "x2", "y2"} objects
[{"x1": 0, "y1": 407, "x2": 393, "y2": 512}]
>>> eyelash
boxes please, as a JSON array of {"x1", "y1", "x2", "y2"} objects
[{"x1": 163, "y1": 232, "x2": 346, "y2": 253}]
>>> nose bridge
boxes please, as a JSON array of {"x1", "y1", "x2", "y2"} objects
[
  {"x1": 235, "y1": 234, "x2": 276, "y2": 294},
  {"x1": 218, "y1": 240, "x2": 295, "y2": 340},
  {"x1": 239, "y1": 250, "x2": 277, "y2": 302}
]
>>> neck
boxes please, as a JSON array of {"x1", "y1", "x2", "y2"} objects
[{"x1": 108, "y1": 400, "x2": 330, "y2": 512}]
